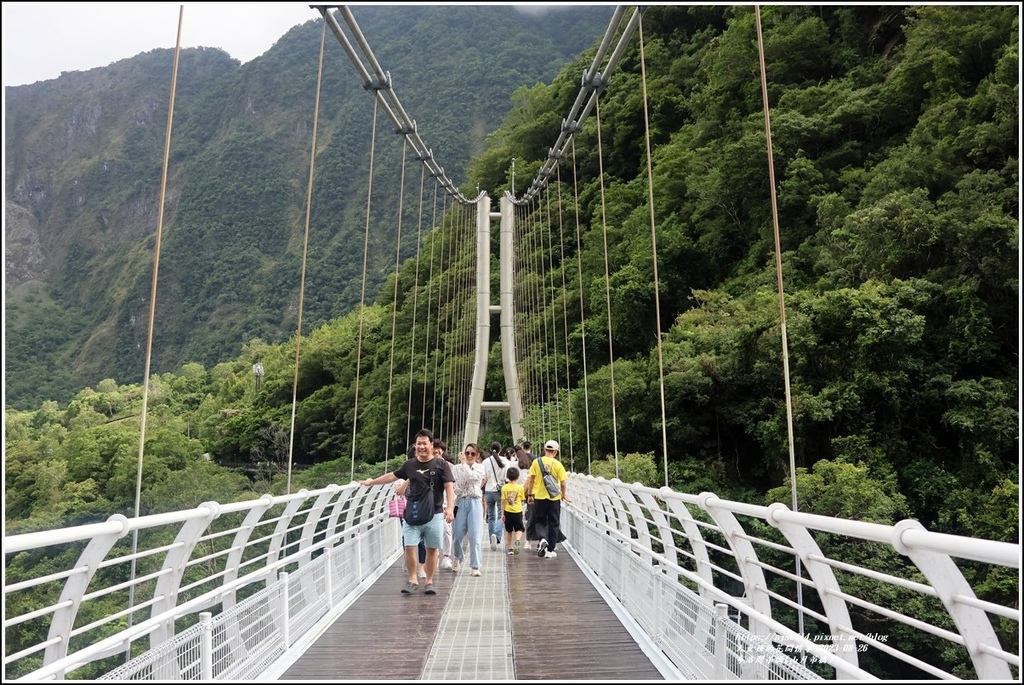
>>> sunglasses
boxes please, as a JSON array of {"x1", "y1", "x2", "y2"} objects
[{"x1": 465, "y1": 450, "x2": 479, "y2": 456}]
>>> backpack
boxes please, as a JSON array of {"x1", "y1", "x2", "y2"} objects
[
  {"x1": 403, "y1": 461, "x2": 438, "y2": 526},
  {"x1": 536, "y1": 457, "x2": 561, "y2": 499}
]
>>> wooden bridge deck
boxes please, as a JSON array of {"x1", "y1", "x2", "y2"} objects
[{"x1": 278, "y1": 543, "x2": 666, "y2": 680}]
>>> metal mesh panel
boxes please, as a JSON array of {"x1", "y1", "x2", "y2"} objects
[
  {"x1": 720, "y1": 617, "x2": 821, "y2": 680},
  {"x1": 565, "y1": 505, "x2": 823, "y2": 681},
  {"x1": 98, "y1": 621, "x2": 205, "y2": 680},
  {"x1": 619, "y1": 550, "x2": 659, "y2": 636},
  {"x1": 287, "y1": 562, "x2": 329, "y2": 640},
  {"x1": 210, "y1": 585, "x2": 285, "y2": 679},
  {"x1": 330, "y1": 544, "x2": 360, "y2": 599},
  {"x1": 660, "y1": 581, "x2": 718, "y2": 678}
]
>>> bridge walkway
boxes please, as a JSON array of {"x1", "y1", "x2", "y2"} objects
[{"x1": 276, "y1": 536, "x2": 667, "y2": 680}]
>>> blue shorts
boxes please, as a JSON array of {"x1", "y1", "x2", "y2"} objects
[{"x1": 401, "y1": 512, "x2": 444, "y2": 549}]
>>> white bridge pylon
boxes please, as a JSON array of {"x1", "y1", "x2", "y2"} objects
[{"x1": 463, "y1": 193, "x2": 524, "y2": 446}]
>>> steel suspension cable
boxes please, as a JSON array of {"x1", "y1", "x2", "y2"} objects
[
  {"x1": 286, "y1": 17, "x2": 328, "y2": 492},
  {"x1": 449, "y1": 206, "x2": 469, "y2": 442},
  {"x1": 536, "y1": 188, "x2": 552, "y2": 432},
  {"x1": 458, "y1": 204, "x2": 476, "y2": 441},
  {"x1": 570, "y1": 138, "x2": 593, "y2": 473},
  {"x1": 544, "y1": 184, "x2": 562, "y2": 445},
  {"x1": 464, "y1": 205, "x2": 476, "y2": 436},
  {"x1": 384, "y1": 138, "x2": 411, "y2": 467},
  {"x1": 349, "y1": 94, "x2": 381, "y2": 483},
  {"x1": 594, "y1": 94, "x2": 621, "y2": 476},
  {"x1": 520, "y1": 202, "x2": 533, "y2": 425},
  {"x1": 555, "y1": 165, "x2": 576, "y2": 472},
  {"x1": 755, "y1": 2, "x2": 804, "y2": 638},
  {"x1": 452, "y1": 202, "x2": 471, "y2": 439},
  {"x1": 438, "y1": 201, "x2": 458, "y2": 438},
  {"x1": 637, "y1": 14, "x2": 670, "y2": 488},
  {"x1": 127, "y1": 4, "x2": 183, "y2": 652},
  {"x1": 437, "y1": 203, "x2": 451, "y2": 437},
  {"x1": 522, "y1": 200, "x2": 538, "y2": 424},
  {"x1": 531, "y1": 198, "x2": 547, "y2": 433},
  {"x1": 516, "y1": 201, "x2": 532, "y2": 417},
  {"x1": 535, "y1": 198, "x2": 549, "y2": 433},
  {"x1": 431, "y1": 193, "x2": 451, "y2": 428},
  {"x1": 406, "y1": 163, "x2": 427, "y2": 449},
  {"x1": 421, "y1": 180, "x2": 440, "y2": 428}
]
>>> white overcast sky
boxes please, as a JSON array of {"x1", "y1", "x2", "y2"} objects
[
  {"x1": 1, "y1": 3, "x2": 582, "y2": 88},
  {"x1": 2, "y1": 3, "x2": 325, "y2": 88}
]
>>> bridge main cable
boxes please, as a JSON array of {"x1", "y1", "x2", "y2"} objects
[{"x1": 317, "y1": 5, "x2": 477, "y2": 204}]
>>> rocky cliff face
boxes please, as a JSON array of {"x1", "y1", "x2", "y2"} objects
[
  {"x1": 5, "y1": 202, "x2": 46, "y2": 294},
  {"x1": 3, "y1": 7, "x2": 613, "y2": 409}
]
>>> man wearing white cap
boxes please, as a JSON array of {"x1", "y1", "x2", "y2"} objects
[{"x1": 522, "y1": 439, "x2": 573, "y2": 558}]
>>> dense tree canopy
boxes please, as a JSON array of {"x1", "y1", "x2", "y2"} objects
[{"x1": 4, "y1": 10, "x2": 1018, "y2": 675}]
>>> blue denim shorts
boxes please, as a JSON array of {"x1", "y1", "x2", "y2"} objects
[{"x1": 401, "y1": 512, "x2": 444, "y2": 549}]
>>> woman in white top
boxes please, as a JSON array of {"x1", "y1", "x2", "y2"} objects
[
  {"x1": 482, "y1": 442, "x2": 510, "y2": 550},
  {"x1": 451, "y1": 444, "x2": 487, "y2": 575}
]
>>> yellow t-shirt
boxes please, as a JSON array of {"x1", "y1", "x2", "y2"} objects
[
  {"x1": 500, "y1": 482, "x2": 525, "y2": 514},
  {"x1": 526, "y1": 456, "x2": 566, "y2": 500}
]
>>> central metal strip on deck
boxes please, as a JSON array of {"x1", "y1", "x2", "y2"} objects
[
  {"x1": 421, "y1": 536, "x2": 515, "y2": 679},
  {"x1": 277, "y1": 528, "x2": 667, "y2": 680}
]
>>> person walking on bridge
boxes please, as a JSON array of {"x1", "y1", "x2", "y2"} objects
[
  {"x1": 434, "y1": 438, "x2": 457, "y2": 571},
  {"x1": 359, "y1": 428, "x2": 455, "y2": 594},
  {"x1": 482, "y1": 441, "x2": 510, "y2": 551},
  {"x1": 450, "y1": 443, "x2": 487, "y2": 576},
  {"x1": 522, "y1": 439, "x2": 572, "y2": 559}
]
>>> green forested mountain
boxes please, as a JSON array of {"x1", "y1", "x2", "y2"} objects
[
  {"x1": 5, "y1": 8, "x2": 1018, "y2": 674},
  {"x1": 471, "y1": 4, "x2": 1018, "y2": 532},
  {"x1": 4, "y1": 5, "x2": 614, "y2": 409},
  {"x1": 4, "y1": 0, "x2": 1018, "y2": 593}
]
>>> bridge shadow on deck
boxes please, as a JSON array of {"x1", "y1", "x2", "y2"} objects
[{"x1": 280, "y1": 544, "x2": 665, "y2": 681}]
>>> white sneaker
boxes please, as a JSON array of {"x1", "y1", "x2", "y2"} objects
[
  {"x1": 524, "y1": 542, "x2": 531, "y2": 551},
  {"x1": 451, "y1": 560, "x2": 462, "y2": 573},
  {"x1": 417, "y1": 567, "x2": 427, "y2": 579},
  {"x1": 471, "y1": 568, "x2": 482, "y2": 577},
  {"x1": 490, "y1": 534, "x2": 498, "y2": 551},
  {"x1": 544, "y1": 551, "x2": 557, "y2": 559},
  {"x1": 537, "y1": 538, "x2": 548, "y2": 557},
  {"x1": 440, "y1": 557, "x2": 453, "y2": 570}
]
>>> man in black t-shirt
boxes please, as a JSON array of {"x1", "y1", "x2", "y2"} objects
[{"x1": 360, "y1": 428, "x2": 455, "y2": 594}]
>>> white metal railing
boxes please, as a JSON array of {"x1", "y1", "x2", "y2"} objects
[
  {"x1": 4, "y1": 478, "x2": 1020, "y2": 680},
  {"x1": 3, "y1": 482, "x2": 401, "y2": 681},
  {"x1": 563, "y1": 476, "x2": 1020, "y2": 680}
]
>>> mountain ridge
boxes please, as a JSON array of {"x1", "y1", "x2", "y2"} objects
[{"x1": 4, "y1": 5, "x2": 614, "y2": 409}]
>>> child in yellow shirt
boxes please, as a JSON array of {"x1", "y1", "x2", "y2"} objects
[{"x1": 500, "y1": 466, "x2": 526, "y2": 555}]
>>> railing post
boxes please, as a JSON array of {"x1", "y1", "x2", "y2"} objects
[
  {"x1": 280, "y1": 571, "x2": 291, "y2": 647},
  {"x1": 713, "y1": 603, "x2": 729, "y2": 680},
  {"x1": 199, "y1": 612, "x2": 213, "y2": 680},
  {"x1": 698, "y1": 493, "x2": 773, "y2": 637}
]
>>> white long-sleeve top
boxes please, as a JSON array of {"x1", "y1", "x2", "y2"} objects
[{"x1": 452, "y1": 462, "x2": 486, "y2": 499}]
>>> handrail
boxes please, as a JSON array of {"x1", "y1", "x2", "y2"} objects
[
  {"x1": 567, "y1": 475, "x2": 1019, "y2": 680},
  {"x1": 4, "y1": 478, "x2": 1018, "y2": 680}
]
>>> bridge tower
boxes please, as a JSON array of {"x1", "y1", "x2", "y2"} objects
[{"x1": 463, "y1": 193, "x2": 524, "y2": 446}]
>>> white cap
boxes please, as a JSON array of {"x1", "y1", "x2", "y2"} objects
[{"x1": 544, "y1": 440, "x2": 559, "y2": 451}]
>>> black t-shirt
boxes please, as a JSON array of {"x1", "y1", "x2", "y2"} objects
[{"x1": 394, "y1": 457, "x2": 454, "y2": 513}]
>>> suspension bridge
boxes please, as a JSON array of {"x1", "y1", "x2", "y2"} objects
[{"x1": 3, "y1": 5, "x2": 1020, "y2": 682}]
